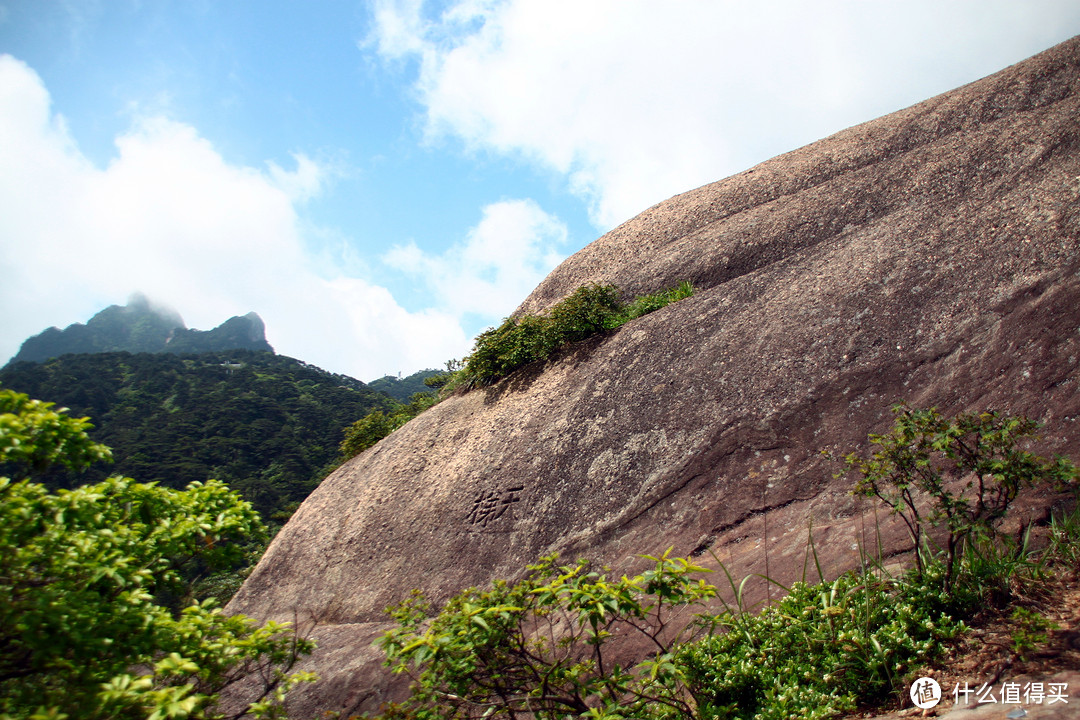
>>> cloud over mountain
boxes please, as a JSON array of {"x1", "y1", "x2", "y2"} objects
[{"x1": 0, "y1": 55, "x2": 531, "y2": 379}]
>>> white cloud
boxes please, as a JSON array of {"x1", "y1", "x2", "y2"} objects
[
  {"x1": 369, "y1": 0, "x2": 430, "y2": 59},
  {"x1": 267, "y1": 152, "x2": 327, "y2": 203},
  {"x1": 369, "y1": 0, "x2": 1080, "y2": 229},
  {"x1": 0, "y1": 54, "x2": 466, "y2": 379},
  {"x1": 383, "y1": 198, "x2": 566, "y2": 322}
]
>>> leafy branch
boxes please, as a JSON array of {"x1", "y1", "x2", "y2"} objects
[
  {"x1": 378, "y1": 551, "x2": 715, "y2": 719},
  {"x1": 836, "y1": 403, "x2": 1078, "y2": 589}
]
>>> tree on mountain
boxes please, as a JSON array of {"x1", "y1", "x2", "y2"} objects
[
  {"x1": 0, "y1": 388, "x2": 314, "y2": 719},
  {"x1": 0, "y1": 350, "x2": 391, "y2": 519}
]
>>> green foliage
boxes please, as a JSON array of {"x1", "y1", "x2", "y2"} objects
[
  {"x1": 0, "y1": 350, "x2": 391, "y2": 519},
  {"x1": 378, "y1": 551, "x2": 716, "y2": 719},
  {"x1": 837, "y1": 403, "x2": 1078, "y2": 588},
  {"x1": 1008, "y1": 607, "x2": 1057, "y2": 661},
  {"x1": 375, "y1": 551, "x2": 980, "y2": 720},
  {"x1": 0, "y1": 389, "x2": 112, "y2": 476},
  {"x1": 376, "y1": 403, "x2": 1080, "y2": 720},
  {"x1": 621, "y1": 281, "x2": 696, "y2": 322},
  {"x1": 339, "y1": 392, "x2": 439, "y2": 460},
  {"x1": 340, "y1": 410, "x2": 397, "y2": 458},
  {"x1": 0, "y1": 390, "x2": 314, "y2": 719},
  {"x1": 422, "y1": 360, "x2": 463, "y2": 392},
  {"x1": 546, "y1": 282, "x2": 625, "y2": 341},
  {"x1": 680, "y1": 567, "x2": 965, "y2": 720},
  {"x1": 338, "y1": 284, "x2": 696, "y2": 461},
  {"x1": 459, "y1": 314, "x2": 553, "y2": 388},
  {"x1": 460, "y1": 281, "x2": 694, "y2": 389},
  {"x1": 680, "y1": 405, "x2": 1080, "y2": 720},
  {"x1": 368, "y1": 369, "x2": 446, "y2": 402}
]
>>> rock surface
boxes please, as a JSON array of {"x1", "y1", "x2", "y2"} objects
[{"x1": 228, "y1": 36, "x2": 1080, "y2": 717}]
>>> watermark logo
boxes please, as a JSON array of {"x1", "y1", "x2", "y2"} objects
[
  {"x1": 908, "y1": 679, "x2": 1071, "y2": 709},
  {"x1": 953, "y1": 681, "x2": 1069, "y2": 705},
  {"x1": 910, "y1": 677, "x2": 942, "y2": 709}
]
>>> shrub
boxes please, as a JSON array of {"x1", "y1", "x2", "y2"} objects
[
  {"x1": 338, "y1": 282, "x2": 695, "y2": 461},
  {"x1": 545, "y1": 282, "x2": 624, "y2": 341},
  {"x1": 378, "y1": 551, "x2": 716, "y2": 720},
  {"x1": 375, "y1": 403, "x2": 1080, "y2": 720},
  {"x1": 837, "y1": 403, "x2": 1078, "y2": 589},
  {"x1": 462, "y1": 314, "x2": 553, "y2": 387},
  {"x1": 339, "y1": 392, "x2": 440, "y2": 460},
  {"x1": 680, "y1": 568, "x2": 965, "y2": 720},
  {"x1": 374, "y1": 551, "x2": 976, "y2": 720},
  {"x1": 459, "y1": 281, "x2": 693, "y2": 389}
]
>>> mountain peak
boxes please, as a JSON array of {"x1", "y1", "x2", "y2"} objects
[
  {"x1": 7, "y1": 297, "x2": 273, "y2": 365},
  {"x1": 124, "y1": 292, "x2": 186, "y2": 328},
  {"x1": 165, "y1": 312, "x2": 272, "y2": 355}
]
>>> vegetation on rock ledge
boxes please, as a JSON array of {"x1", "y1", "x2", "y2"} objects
[
  {"x1": 458, "y1": 281, "x2": 695, "y2": 389},
  {"x1": 340, "y1": 282, "x2": 695, "y2": 461}
]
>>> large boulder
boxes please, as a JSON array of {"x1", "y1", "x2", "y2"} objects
[{"x1": 227, "y1": 36, "x2": 1080, "y2": 716}]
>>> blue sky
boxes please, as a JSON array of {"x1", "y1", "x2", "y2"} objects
[{"x1": 1, "y1": 1, "x2": 1078, "y2": 381}]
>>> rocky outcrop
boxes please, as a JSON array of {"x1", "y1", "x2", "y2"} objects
[
  {"x1": 165, "y1": 311, "x2": 273, "y2": 354},
  {"x1": 227, "y1": 36, "x2": 1080, "y2": 716},
  {"x1": 7, "y1": 296, "x2": 273, "y2": 364}
]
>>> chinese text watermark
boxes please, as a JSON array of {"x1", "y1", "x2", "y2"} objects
[
  {"x1": 953, "y1": 681, "x2": 1069, "y2": 705},
  {"x1": 909, "y1": 678, "x2": 1070, "y2": 709}
]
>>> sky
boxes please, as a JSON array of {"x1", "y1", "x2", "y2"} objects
[{"x1": 1, "y1": 2, "x2": 1078, "y2": 382}]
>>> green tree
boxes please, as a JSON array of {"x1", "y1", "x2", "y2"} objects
[
  {"x1": 0, "y1": 390, "x2": 112, "y2": 475},
  {"x1": 339, "y1": 392, "x2": 440, "y2": 461},
  {"x1": 378, "y1": 551, "x2": 716, "y2": 719},
  {"x1": 0, "y1": 388, "x2": 314, "y2": 719},
  {"x1": 838, "y1": 403, "x2": 1078, "y2": 589},
  {"x1": 0, "y1": 350, "x2": 390, "y2": 519},
  {"x1": 421, "y1": 360, "x2": 464, "y2": 392},
  {"x1": 340, "y1": 409, "x2": 396, "y2": 458}
]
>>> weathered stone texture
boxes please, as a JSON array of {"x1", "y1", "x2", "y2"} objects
[{"x1": 228, "y1": 37, "x2": 1080, "y2": 716}]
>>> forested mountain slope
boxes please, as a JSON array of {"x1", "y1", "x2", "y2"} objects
[
  {"x1": 367, "y1": 369, "x2": 443, "y2": 401},
  {"x1": 0, "y1": 350, "x2": 391, "y2": 517}
]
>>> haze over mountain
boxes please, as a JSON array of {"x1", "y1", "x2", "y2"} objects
[{"x1": 5, "y1": 293, "x2": 273, "y2": 366}]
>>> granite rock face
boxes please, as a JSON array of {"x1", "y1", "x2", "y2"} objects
[{"x1": 228, "y1": 36, "x2": 1080, "y2": 716}]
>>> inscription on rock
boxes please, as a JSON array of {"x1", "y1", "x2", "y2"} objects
[{"x1": 467, "y1": 485, "x2": 525, "y2": 530}]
